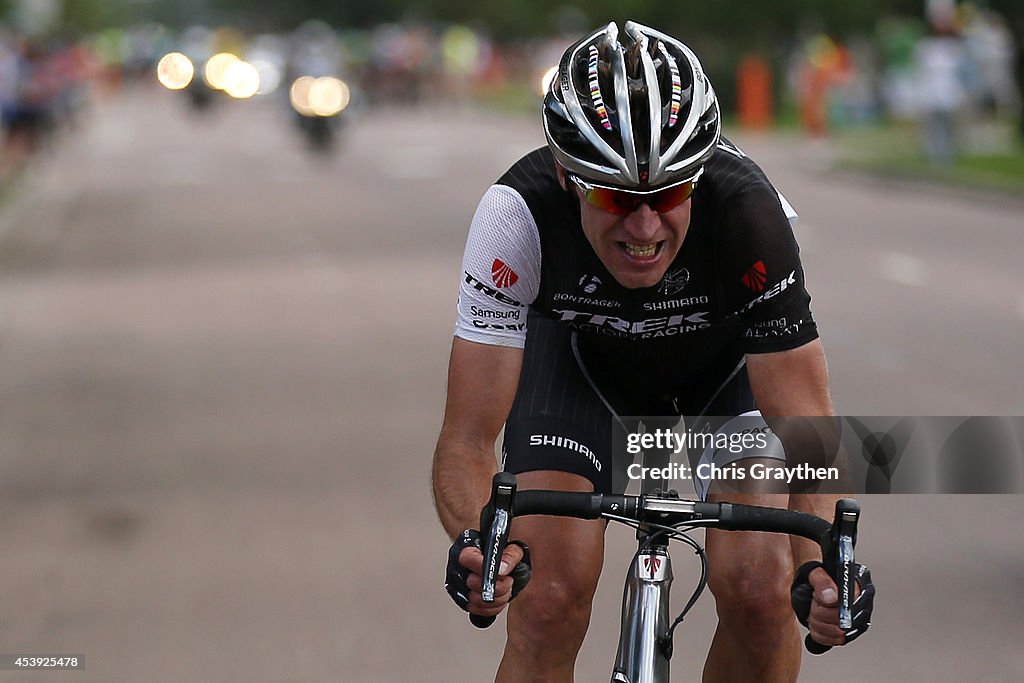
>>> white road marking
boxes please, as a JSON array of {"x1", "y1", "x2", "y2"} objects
[{"x1": 879, "y1": 252, "x2": 927, "y2": 287}]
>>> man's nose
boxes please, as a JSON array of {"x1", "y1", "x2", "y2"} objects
[{"x1": 622, "y1": 202, "x2": 660, "y2": 240}]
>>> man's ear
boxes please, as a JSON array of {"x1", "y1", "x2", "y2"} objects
[{"x1": 555, "y1": 163, "x2": 568, "y2": 191}]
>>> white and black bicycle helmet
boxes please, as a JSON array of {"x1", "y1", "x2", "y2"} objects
[{"x1": 543, "y1": 21, "x2": 721, "y2": 190}]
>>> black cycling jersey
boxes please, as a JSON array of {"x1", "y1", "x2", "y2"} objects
[
  {"x1": 458, "y1": 138, "x2": 817, "y2": 412},
  {"x1": 455, "y1": 139, "x2": 818, "y2": 492}
]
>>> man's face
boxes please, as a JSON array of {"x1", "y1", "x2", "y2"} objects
[{"x1": 560, "y1": 168, "x2": 693, "y2": 289}]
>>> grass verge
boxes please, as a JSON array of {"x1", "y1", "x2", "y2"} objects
[{"x1": 834, "y1": 122, "x2": 1024, "y2": 197}]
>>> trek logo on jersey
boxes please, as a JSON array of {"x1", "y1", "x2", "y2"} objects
[
  {"x1": 553, "y1": 309, "x2": 711, "y2": 339},
  {"x1": 742, "y1": 260, "x2": 768, "y2": 293},
  {"x1": 464, "y1": 271, "x2": 524, "y2": 307},
  {"x1": 736, "y1": 270, "x2": 797, "y2": 314},
  {"x1": 529, "y1": 434, "x2": 601, "y2": 472},
  {"x1": 491, "y1": 259, "x2": 519, "y2": 288}
]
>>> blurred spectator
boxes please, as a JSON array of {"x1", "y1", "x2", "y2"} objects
[
  {"x1": 877, "y1": 16, "x2": 927, "y2": 121},
  {"x1": 48, "y1": 38, "x2": 96, "y2": 129},
  {"x1": 91, "y1": 28, "x2": 128, "y2": 93},
  {"x1": 289, "y1": 20, "x2": 343, "y2": 80},
  {"x1": 1, "y1": 37, "x2": 54, "y2": 176},
  {"x1": 440, "y1": 25, "x2": 490, "y2": 105},
  {"x1": 914, "y1": 19, "x2": 969, "y2": 166},
  {"x1": 963, "y1": 7, "x2": 1019, "y2": 119},
  {"x1": 833, "y1": 37, "x2": 882, "y2": 127},
  {"x1": 0, "y1": 31, "x2": 96, "y2": 184},
  {"x1": 0, "y1": 31, "x2": 18, "y2": 139},
  {"x1": 363, "y1": 23, "x2": 438, "y2": 106},
  {"x1": 961, "y1": 6, "x2": 1020, "y2": 153},
  {"x1": 736, "y1": 54, "x2": 773, "y2": 130},
  {"x1": 793, "y1": 34, "x2": 851, "y2": 136}
]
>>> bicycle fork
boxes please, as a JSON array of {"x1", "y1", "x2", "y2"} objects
[{"x1": 611, "y1": 546, "x2": 673, "y2": 683}]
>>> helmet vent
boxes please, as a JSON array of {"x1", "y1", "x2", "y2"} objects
[
  {"x1": 543, "y1": 21, "x2": 720, "y2": 188},
  {"x1": 587, "y1": 46, "x2": 613, "y2": 131},
  {"x1": 660, "y1": 42, "x2": 682, "y2": 127}
]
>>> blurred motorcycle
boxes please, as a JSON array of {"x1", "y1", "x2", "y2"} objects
[
  {"x1": 289, "y1": 75, "x2": 351, "y2": 152},
  {"x1": 185, "y1": 73, "x2": 217, "y2": 111}
]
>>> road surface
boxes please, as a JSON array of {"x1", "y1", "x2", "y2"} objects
[{"x1": 0, "y1": 85, "x2": 1022, "y2": 681}]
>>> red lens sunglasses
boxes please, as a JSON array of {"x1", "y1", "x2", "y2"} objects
[{"x1": 567, "y1": 168, "x2": 703, "y2": 216}]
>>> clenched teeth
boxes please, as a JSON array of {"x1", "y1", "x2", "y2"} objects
[{"x1": 623, "y1": 242, "x2": 658, "y2": 257}]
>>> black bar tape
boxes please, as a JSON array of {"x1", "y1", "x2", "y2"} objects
[
  {"x1": 717, "y1": 503, "x2": 831, "y2": 544},
  {"x1": 513, "y1": 490, "x2": 604, "y2": 519}
]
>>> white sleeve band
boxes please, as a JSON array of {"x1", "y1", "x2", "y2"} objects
[
  {"x1": 778, "y1": 191, "x2": 798, "y2": 225},
  {"x1": 454, "y1": 185, "x2": 542, "y2": 348}
]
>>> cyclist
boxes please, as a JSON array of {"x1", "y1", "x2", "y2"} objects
[{"x1": 433, "y1": 22, "x2": 874, "y2": 682}]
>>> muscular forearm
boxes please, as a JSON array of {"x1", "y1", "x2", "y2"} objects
[
  {"x1": 431, "y1": 435, "x2": 499, "y2": 539},
  {"x1": 432, "y1": 338, "x2": 522, "y2": 539}
]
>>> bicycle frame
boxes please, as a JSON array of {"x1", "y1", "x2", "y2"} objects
[
  {"x1": 612, "y1": 540, "x2": 672, "y2": 682},
  {"x1": 613, "y1": 455, "x2": 677, "y2": 683}
]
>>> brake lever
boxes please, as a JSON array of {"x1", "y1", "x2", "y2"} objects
[
  {"x1": 470, "y1": 472, "x2": 517, "y2": 629},
  {"x1": 805, "y1": 498, "x2": 860, "y2": 654}
]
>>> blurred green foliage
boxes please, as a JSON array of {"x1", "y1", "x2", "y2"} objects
[
  {"x1": 203, "y1": 0, "x2": 925, "y2": 38},
  {"x1": 44, "y1": 0, "x2": 946, "y2": 39},
  {"x1": 838, "y1": 138, "x2": 1024, "y2": 195},
  {"x1": 11, "y1": 1, "x2": 1019, "y2": 58},
  {"x1": 5, "y1": 0, "x2": 1018, "y2": 136},
  {"x1": 199, "y1": 0, "x2": 927, "y2": 112}
]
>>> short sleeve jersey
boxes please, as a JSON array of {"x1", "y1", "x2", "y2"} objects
[{"x1": 455, "y1": 139, "x2": 819, "y2": 403}]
